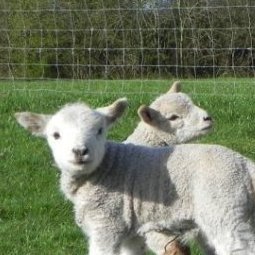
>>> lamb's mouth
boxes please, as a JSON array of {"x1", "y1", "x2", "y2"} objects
[
  {"x1": 201, "y1": 125, "x2": 213, "y2": 131},
  {"x1": 69, "y1": 159, "x2": 91, "y2": 166}
]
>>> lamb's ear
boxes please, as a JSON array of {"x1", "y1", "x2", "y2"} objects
[
  {"x1": 97, "y1": 98, "x2": 128, "y2": 126},
  {"x1": 138, "y1": 105, "x2": 162, "y2": 127},
  {"x1": 168, "y1": 81, "x2": 181, "y2": 93},
  {"x1": 14, "y1": 112, "x2": 51, "y2": 137}
]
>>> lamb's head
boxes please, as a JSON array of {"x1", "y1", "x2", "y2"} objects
[
  {"x1": 15, "y1": 98, "x2": 128, "y2": 175},
  {"x1": 138, "y1": 81, "x2": 213, "y2": 144}
]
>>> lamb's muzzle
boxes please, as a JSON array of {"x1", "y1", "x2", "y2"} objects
[{"x1": 71, "y1": 147, "x2": 91, "y2": 164}]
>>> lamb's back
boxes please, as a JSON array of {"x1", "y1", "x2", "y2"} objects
[{"x1": 75, "y1": 142, "x2": 255, "y2": 232}]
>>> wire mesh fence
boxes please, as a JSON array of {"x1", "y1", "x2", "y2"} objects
[{"x1": 0, "y1": 0, "x2": 254, "y2": 93}]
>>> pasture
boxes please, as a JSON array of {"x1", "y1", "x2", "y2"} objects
[{"x1": 0, "y1": 78, "x2": 255, "y2": 255}]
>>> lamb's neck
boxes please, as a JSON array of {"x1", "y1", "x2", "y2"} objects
[
  {"x1": 60, "y1": 171, "x2": 89, "y2": 202},
  {"x1": 125, "y1": 122, "x2": 176, "y2": 147},
  {"x1": 59, "y1": 142, "x2": 122, "y2": 203}
]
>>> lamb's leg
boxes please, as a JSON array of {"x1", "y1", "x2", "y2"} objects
[
  {"x1": 88, "y1": 238, "x2": 121, "y2": 255},
  {"x1": 197, "y1": 220, "x2": 255, "y2": 255},
  {"x1": 195, "y1": 231, "x2": 216, "y2": 255},
  {"x1": 193, "y1": 164, "x2": 255, "y2": 255},
  {"x1": 120, "y1": 236, "x2": 146, "y2": 255},
  {"x1": 88, "y1": 230, "x2": 125, "y2": 255},
  {"x1": 214, "y1": 224, "x2": 255, "y2": 255}
]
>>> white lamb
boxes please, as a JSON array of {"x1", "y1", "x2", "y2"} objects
[
  {"x1": 124, "y1": 81, "x2": 213, "y2": 147},
  {"x1": 15, "y1": 99, "x2": 255, "y2": 255}
]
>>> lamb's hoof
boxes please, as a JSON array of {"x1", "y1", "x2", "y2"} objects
[{"x1": 163, "y1": 241, "x2": 191, "y2": 255}]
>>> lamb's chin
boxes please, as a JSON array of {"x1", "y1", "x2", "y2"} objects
[
  {"x1": 54, "y1": 160, "x2": 90, "y2": 174},
  {"x1": 68, "y1": 163, "x2": 92, "y2": 173},
  {"x1": 200, "y1": 126, "x2": 213, "y2": 135}
]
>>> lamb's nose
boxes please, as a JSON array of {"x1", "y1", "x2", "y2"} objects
[
  {"x1": 203, "y1": 116, "x2": 212, "y2": 122},
  {"x1": 72, "y1": 147, "x2": 89, "y2": 157}
]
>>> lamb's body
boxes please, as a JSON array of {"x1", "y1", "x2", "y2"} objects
[{"x1": 62, "y1": 142, "x2": 255, "y2": 255}]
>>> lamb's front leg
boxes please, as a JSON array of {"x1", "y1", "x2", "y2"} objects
[
  {"x1": 88, "y1": 232, "x2": 124, "y2": 255},
  {"x1": 120, "y1": 236, "x2": 146, "y2": 255},
  {"x1": 195, "y1": 231, "x2": 216, "y2": 255},
  {"x1": 89, "y1": 230, "x2": 147, "y2": 255}
]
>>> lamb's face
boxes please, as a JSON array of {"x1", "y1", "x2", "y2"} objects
[
  {"x1": 46, "y1": 104, "x2": 107, "y2": 174},
  {"x1": 15, "y1": 98, "x2": 128, "y2": 175},
  {"x1": 165, "y1": 93, "x2": 212, "y2": 143},
  {"x1": 139, "y1": 92, "x2": 213, "y2": 144}
]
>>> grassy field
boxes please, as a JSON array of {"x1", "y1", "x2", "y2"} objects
[{"x1": 1, "y1": 78, "x2": 255, "y2": 255}]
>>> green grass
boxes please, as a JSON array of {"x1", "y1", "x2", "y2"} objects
[{"x1": 1, "y1": 78, "x2": 255, "y2": 255}]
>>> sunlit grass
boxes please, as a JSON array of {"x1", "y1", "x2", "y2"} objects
[{"x1": 1, "y1": 78, "x2": 255, "y2": 254}]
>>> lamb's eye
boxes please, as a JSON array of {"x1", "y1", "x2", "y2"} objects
[
  {"x1": 97, "y1": 128, "x2": 103, "y2": 135},
  {"x1": 168, "y1": 115, "x2": 179, "y2": 121},
  {"x1": 53, "y1": 132, "x2": 60, "y2": 140}
]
